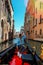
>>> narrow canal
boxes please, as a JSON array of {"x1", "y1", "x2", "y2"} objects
[
  {"x1": 0, "y1": 38, "x2": 43, "y2": 59},
  {"x1": 0, "y1": 38, "x2": 43, "y2": 65}
]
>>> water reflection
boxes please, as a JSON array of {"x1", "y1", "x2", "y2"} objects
[
  {"x1": 29, "y1": 40, "x2": 43, "y2": 59},
  {"x1": 0, "y1": 40, "x2": 13, "y2": 52},
  {"x1": 0, "y1": 38, "x2": 43, "y2": 59},
  {"x1": 13, "y1": 38, "x2": 20, "y2": 45}
]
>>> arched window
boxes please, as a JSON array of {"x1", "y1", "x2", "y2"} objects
[
  {"x1": 40, "y1": 29, "x2": 42, "y2": 35},
  {"x1": 40, "y1": 15, "x2": 42, "y2": 24},
  {"x1": 1, "y1": 19, "x2": 4, "y2": 27},
  {"x1": 1, "y1": 19, "x2": 4, "y2": 39}
]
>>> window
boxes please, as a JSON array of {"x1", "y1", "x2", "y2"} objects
[
  {"x1": 33, "y1": 17, "x2": 34, "y2": 22},
  {"x1": 1, "y1": 20, "x2": 4, "y2": 39},
  {"x1": 1, "y1": 33, "x2": 3, "y2": 39},
  {"x1": 33, "y1": 17, "x2": 34, "y2": 26},
  {"x1": 40, "y1": 2, "x2": 42, "y2": 9},
  {"x1": 33, "y1": 30, "x2": 34, "y2": 33},
  {"x1": 31, "y1": 30, "x2": 32, "y2": 33},
  {"x1": 40, "y1": 2, "x2": 41, "y2": 9},
  {"x1": 1, "y1": 19, "x2": 4, "y2": 27},
  {"x1": 5, "y1": 33, "x2": 7, "y2": 40},
  {"x1": 36, "y1": 18, "x2": 37, "y2": 25},
  {"x1": 35, "y1": 31, "x2": 37, "y2": 35},
  {"x1": 40, "y1": 15, "x2": 42, "y2": 24},
  {"x1": 40, "y1": 29, "x2": 42, "y2": 35},
  {"x1": 40, "y1": 15, "x2": 43, "y2": 23}
]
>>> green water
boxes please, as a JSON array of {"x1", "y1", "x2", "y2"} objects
[{"x1": 28, "y1": 40, "x2": 43, "y2": 57}]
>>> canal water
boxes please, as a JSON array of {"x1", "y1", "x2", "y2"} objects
[
  {"x1": 0, "y1": 38, "x2": 43, "y2": 59},
  {"x1": 0, "y1": 38, "x2": 20, "y2": 52},
  {"x1": 28, "y1": 40, "x2": 43, "y2": 58},
  {"x1": 0, "y1": 40, "x2": 13, "y2": 52},
  {"x1": 13, "y1": 39, "x2": 43, "y2": 59}
]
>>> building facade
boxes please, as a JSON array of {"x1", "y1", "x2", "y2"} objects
[
  {"x1": 24, "y1": 0, "x2": 43, "y2": 41},
  {"x1": 24, "y1": 0, "x2": 35, "y2": 39},
  {"x1": 33, "y1": 0, "x2": 43, "y2": 41},
  {"x1": 0, "y1": 0, "x2": 14, "y2": 42}
]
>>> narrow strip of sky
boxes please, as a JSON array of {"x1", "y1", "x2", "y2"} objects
[{"x1": 11, "y1": 0, "x2": 28, "y2": 32}]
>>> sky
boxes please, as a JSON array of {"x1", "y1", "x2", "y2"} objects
[{"x1": 11, "y1": 0, "x2": 28, "y2": 32}]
